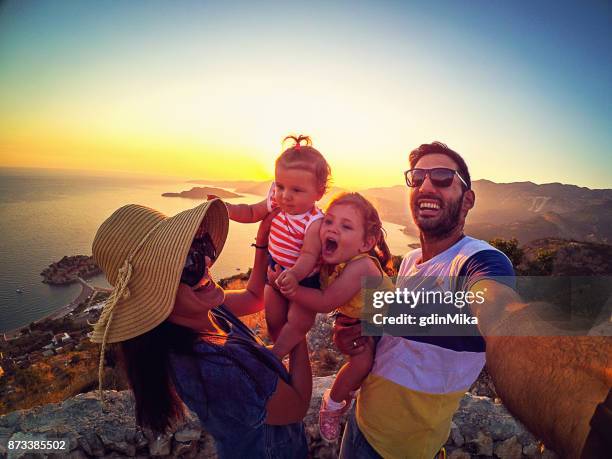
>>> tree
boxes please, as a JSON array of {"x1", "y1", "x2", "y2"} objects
[
  {"x1": 525, "y1": 248, "x2": 557, "y2": 276},
  {"x1": 489, "y1": 238, "x2": 524, "y2": 267}
]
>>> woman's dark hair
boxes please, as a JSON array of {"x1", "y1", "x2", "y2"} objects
[
  {"x1": 408, "y1": 141, "x2": 471, "y2": 189},
  {"x1": 117, "y1": 321, "x2": 199, "y2": 434}
]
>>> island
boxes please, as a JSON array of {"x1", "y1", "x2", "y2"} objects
[
  {"x1": 162, "y1": 186, "x2": 242, "y2": 199},
  {"x1": 40, "y1": 255, "x2": 101, "y2": 285}
]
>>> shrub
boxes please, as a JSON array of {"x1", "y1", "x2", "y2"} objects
[{"x1": 489, "y1": 238, "x2": 524, "y2": 267}]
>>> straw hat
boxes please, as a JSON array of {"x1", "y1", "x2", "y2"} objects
[{"x1": 91, "y1": 199, "x2": 228, "y2": 345}]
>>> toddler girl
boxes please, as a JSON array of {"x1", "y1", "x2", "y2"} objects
[
  {"x1": 221, "y1": 135, "x2": 331, "y2": 357},
  {"x1": 277, "y1": 192, "x2": 394, "y2": 442}
]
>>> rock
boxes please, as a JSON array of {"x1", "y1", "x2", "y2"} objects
[
  {"x1": 0, "y1": 378, "x2": 562, "y2": 458},
  {"x1": 196, "y1": 435, "x2": 217, "y2": 458},
  {"x1": 453, "y1": 394, "x2": 533, "y2": 442},
  {"x1": 468, "y1": 367, "x2": 498, "y2": 398},
  {"x1": 449, "y1": 421, "x2": 464, "y2": 447},
  {"x1": 588, "y1": 320, "x2": 612, "y2": 336},
  {"x1": 79, "y1": 431, "x2": 105, "y2": 456},
  {"x1": 108, "y1": 440, "x2": 135, "y2": 456},
  {"x1": 307, "y1": 315, "x2": 340, "y2": 360},
  {"x1": 132, "y1": 429, "x2": 148, "y2": 450},
  {"x1": 523, "y1": 442, "x2": 541, "y2": 457},
  {"x1": 495, "y1": 436, "x2": 523, "y2": 459},
  {"x1": 98, "y1": 429, "x2": 136, "y2": 456},
  {"x1": 174, "y1": 427, "x2": 202, "y2": 442},
  {"x1": 67, "y1": 451, "x2": 88, "y2": 459},
  {"x1": 448, "y1": 449, "x2": 471, "y2": 459},
  {"x1": 542, "y1": 447, "x2": 560, "y2": 459},
  {"x1": 148, "y1": 433, "x2": 172, "y2": 456},
  {"x1": 0, "y1": 411, "x2": 23, "y2": 428},
  {"x1": 469, "y1": 431, "x2": 493, "y2": 456},
  {"x1": 172, "y1": 440, "x2": 196, "y2": 457},
  {"x1": 0, "y1": 427, "x2": 15, "y2": 448}
]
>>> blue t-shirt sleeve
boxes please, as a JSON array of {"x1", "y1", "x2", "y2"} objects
[{"x1": 457, "y1": 249, "x2": 516, "y2": 291}]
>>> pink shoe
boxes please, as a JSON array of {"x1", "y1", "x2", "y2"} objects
[{"x1": 319, "y1": 391, "x2": 346, "y2": 443}]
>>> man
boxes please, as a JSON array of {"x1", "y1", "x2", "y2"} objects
[{"x1": 336, "y1": 142, "x2": 611, "y2": 458}]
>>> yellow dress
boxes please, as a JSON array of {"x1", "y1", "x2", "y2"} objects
[{"x1": 319, "y1": 253, "x2": 394, "y2": 320}]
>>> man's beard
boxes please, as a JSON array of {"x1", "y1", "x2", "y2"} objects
[{"x1": 411, "y1": 193, "x2": 463, "y2": 239}]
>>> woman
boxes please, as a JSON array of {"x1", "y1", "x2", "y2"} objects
[{"x1": 90, "y1": 199, "x2": 311, "y2": 458}]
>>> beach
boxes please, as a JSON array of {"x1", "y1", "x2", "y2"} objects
[{"x1": 2, "y1": 278, "x2": 108, "y2": 341}]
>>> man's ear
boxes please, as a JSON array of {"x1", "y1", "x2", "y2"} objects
[
  {"x1": 462, "y1": 190, "x2": 475, "y2": 214},
  {"x1": 361, "y1": 235, "x2": 377, "y2": 253}
]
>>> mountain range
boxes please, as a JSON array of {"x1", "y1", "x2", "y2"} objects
[{"x1": 188, "y1": 179, "x2": 612, "y2": 244}]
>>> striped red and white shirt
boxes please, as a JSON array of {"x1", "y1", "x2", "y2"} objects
[{"x1": 266, "y1": 183, "x2": 324, "y2": 269}]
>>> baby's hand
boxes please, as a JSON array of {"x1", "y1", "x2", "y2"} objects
[
  {"x1": 267, "y1": 264, "x2": 283, "y2": 290},
  {"x1": 277, "y1": 270, "x2": 298, "y2": 298}
]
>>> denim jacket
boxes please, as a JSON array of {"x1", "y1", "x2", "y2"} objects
[{"x1": 169, "y1": 306, "x2": 307, "y2": 458}]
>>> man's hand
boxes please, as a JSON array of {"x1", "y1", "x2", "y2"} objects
[
  {"x1": 333, "y1": 315, "x2": 371, "y2": 355},
  {"x1": 277, "y1": 270, "x2": 298, "y2": 298}
]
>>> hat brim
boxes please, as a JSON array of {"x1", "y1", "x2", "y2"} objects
[{"x1": 91, "y1": 199, "x2": 228, "y2": 344}]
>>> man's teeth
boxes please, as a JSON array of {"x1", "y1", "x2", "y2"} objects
[{"x1": 419, "y1": 202, "x2": 440, "y2": 210}]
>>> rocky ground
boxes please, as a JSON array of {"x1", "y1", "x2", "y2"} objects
[{"x1": 0, "y1": 378, "x2": 558, "y2": 459}]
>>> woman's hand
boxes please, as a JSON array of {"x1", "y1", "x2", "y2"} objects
[
  {"x1": 267, "y1": 264, "x2": 283, "y2": 290},
  {"x1": 256, "y1": 208, "x2": 280, "y2": 246},
  {"x1": 333, "y1": 315, "x2": 371, "y2": 355}
]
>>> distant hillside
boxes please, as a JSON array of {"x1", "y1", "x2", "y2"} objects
[
  {"x1": 361, "y1": 180, "x2": 612, "y2": 244},
  {"x1": 162, "y1": 186, "x2": 242, "y2": 199},
  {"x1": 468, "y1": 195, "x2": 612, "y2": 244},
  {"x1": 518, "y1": 237, "x2": 612, "y2": 276},
  {"x1": 359, "y1": 185, "x2": 410, "y2": 226},
  {"x1": 185, "y1": 179, "x2": 612, "y2": 243},
  {"x1": 187, "y1": 180, "x2": 349, "y2": 204},
  {"x1": 188, "y1": 180, "x2": 272, "y2": 196}
]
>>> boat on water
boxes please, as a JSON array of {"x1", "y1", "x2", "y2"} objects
[{"x1": 16, "y1": 288, "x2": 23, "y2": 294}]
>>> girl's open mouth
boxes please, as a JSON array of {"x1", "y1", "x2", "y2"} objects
[{"x1": 322, "y1": 237, "x2": 338, "y2": 257}]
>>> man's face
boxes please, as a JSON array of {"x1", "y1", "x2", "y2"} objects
[{"x1": 409, "y1": 154, "x2": 469, "y2": 238}]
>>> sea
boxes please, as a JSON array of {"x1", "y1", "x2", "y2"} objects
[{"x1": 0, "y1": 168, "x2": 417, "y2": 333}]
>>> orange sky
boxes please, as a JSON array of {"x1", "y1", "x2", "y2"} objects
[{"x1": 1, "y1": 1, "x2": 610, "y2": 189}]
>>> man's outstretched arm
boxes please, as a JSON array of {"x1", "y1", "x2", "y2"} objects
[{"x1": 471, "y1": 279, "x2": 611, "y2": 458}]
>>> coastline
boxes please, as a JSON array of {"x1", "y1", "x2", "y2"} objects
[{"x1": 3, "y1": 278, "x2": 105, "y2": 341}]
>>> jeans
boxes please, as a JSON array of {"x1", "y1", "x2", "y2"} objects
[
  {"x1": 339, "y1": 408, "x2": 446, "y2": 459},
  {"x1": 339, "y1": 409, "x2": 382, "y2": 459}
]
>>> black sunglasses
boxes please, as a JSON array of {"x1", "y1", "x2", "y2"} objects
[
  {"x1": 404, "y1": 168, "x2": 469, "y2": 189},
  {"x1": 181, "y1": 232, "x2": 217, "y2": 287}
]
